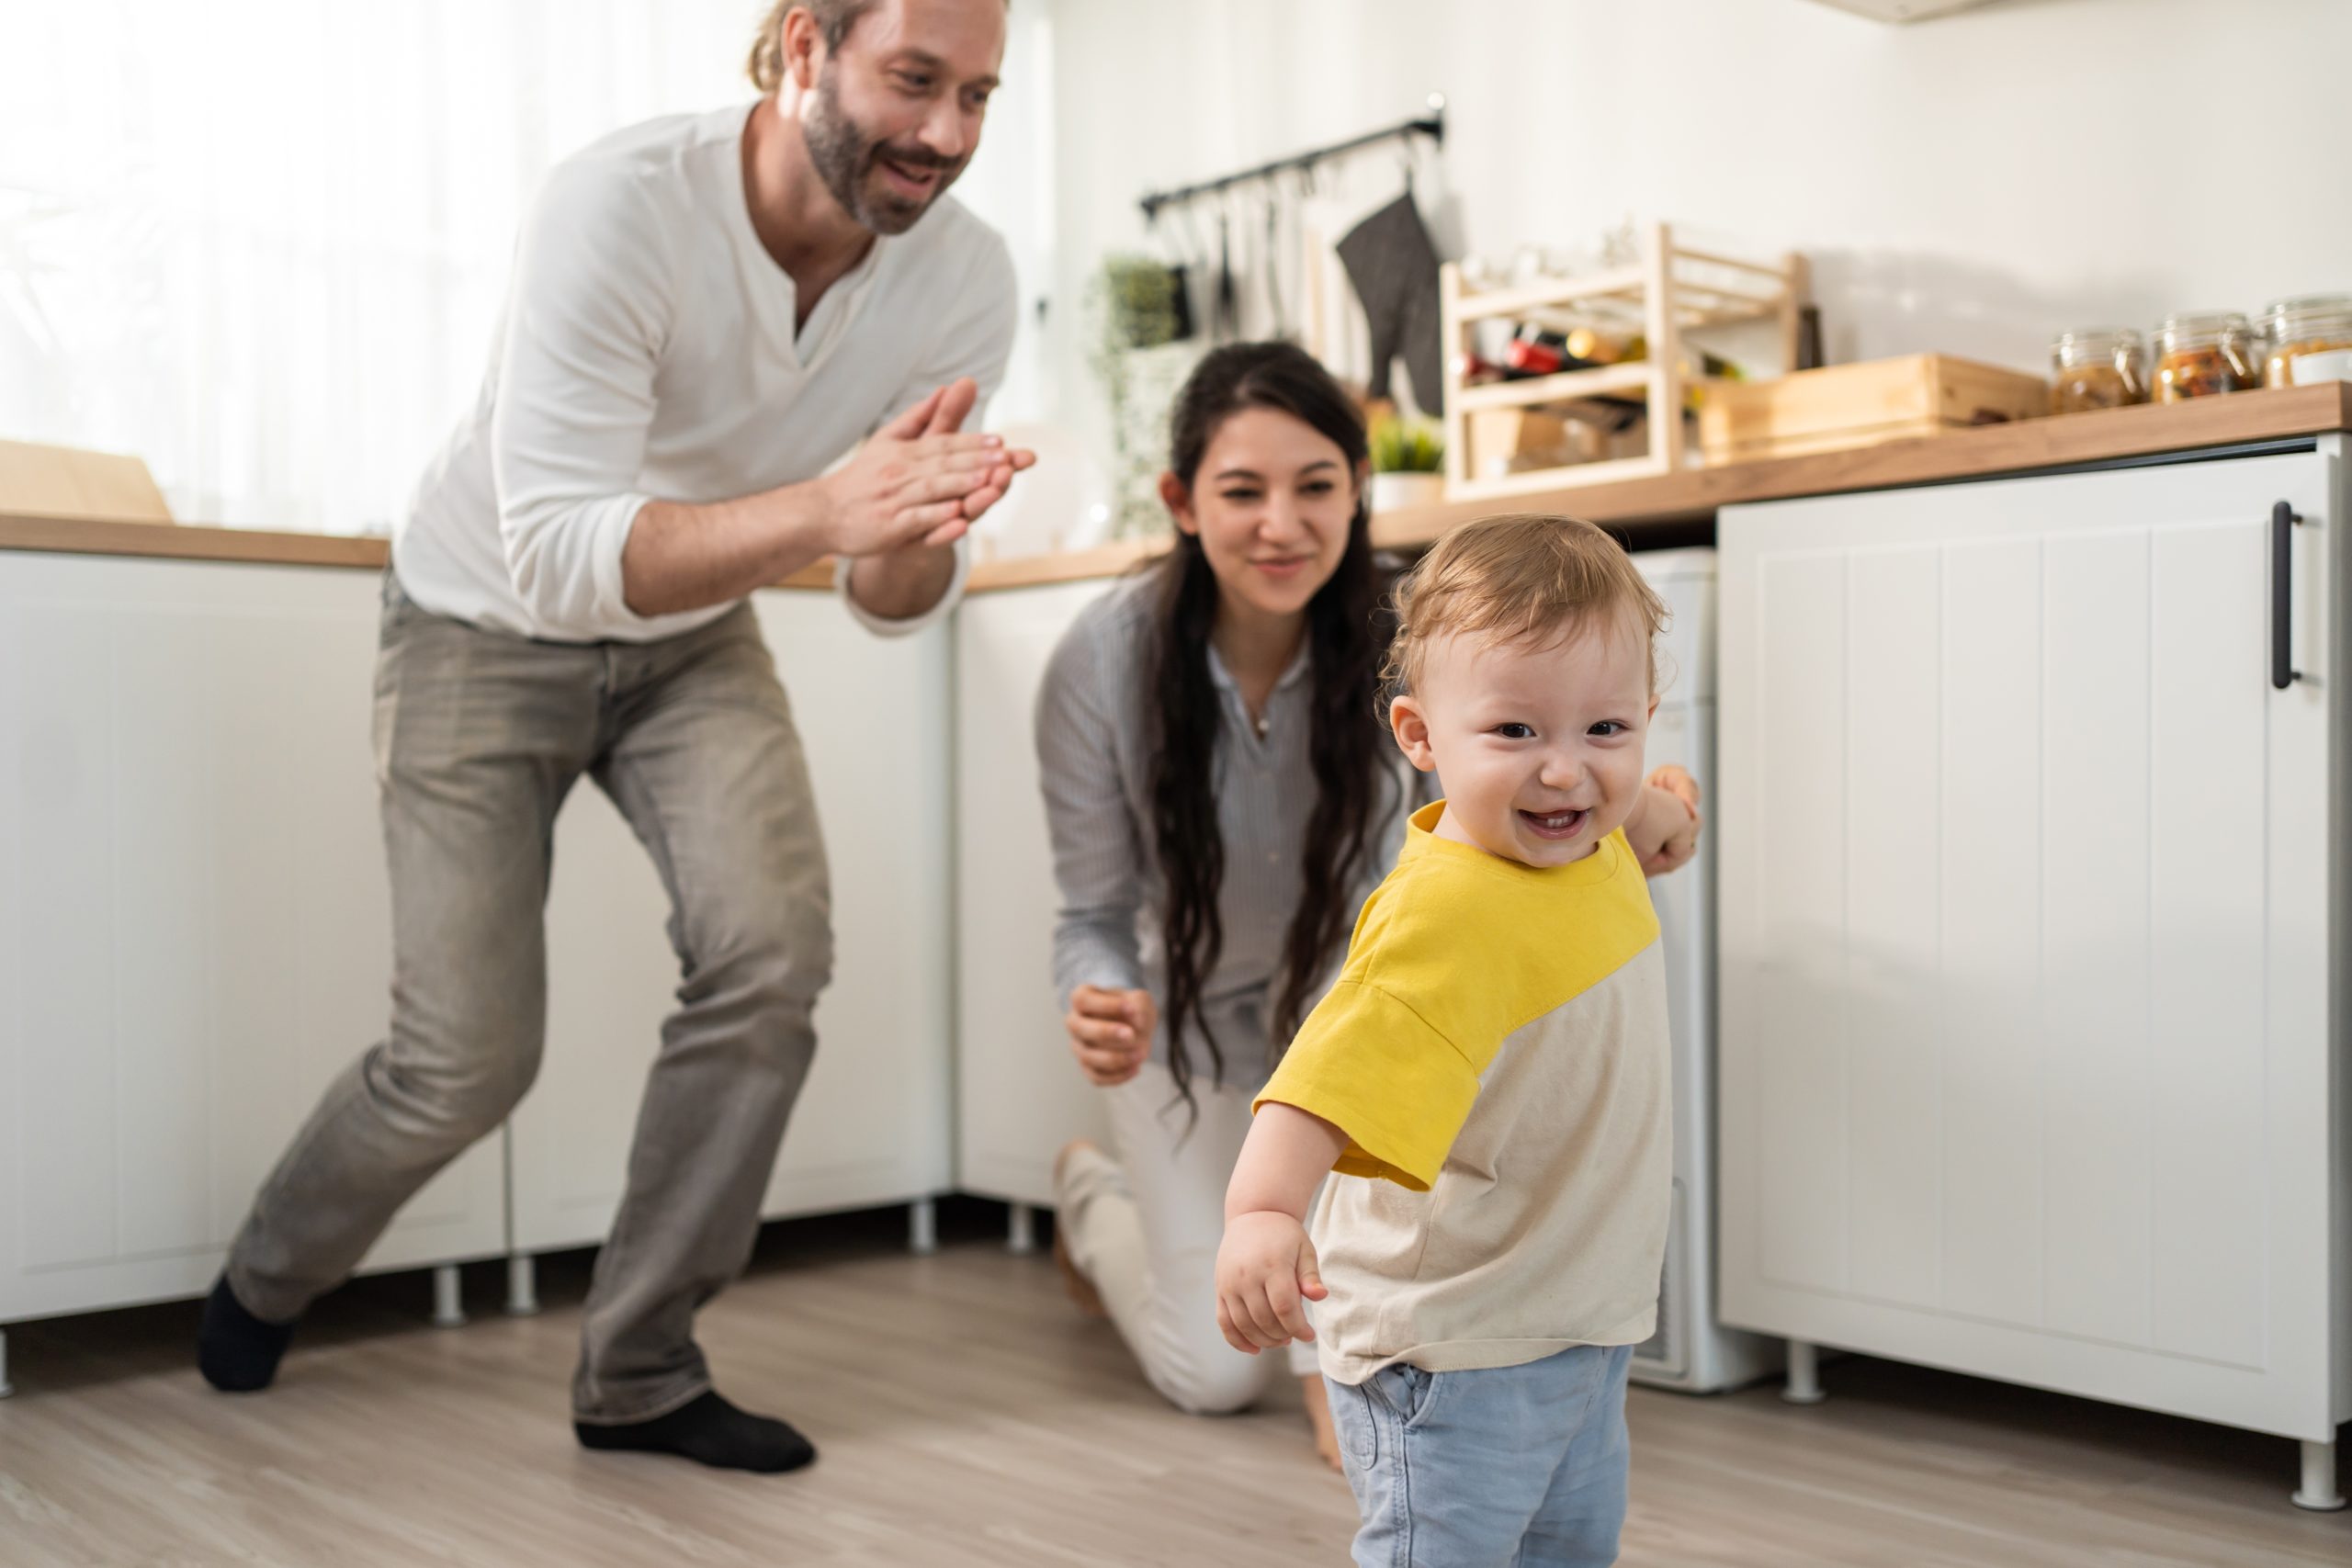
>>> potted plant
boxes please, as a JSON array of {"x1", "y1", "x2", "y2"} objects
[
  {"x1": 1088, "y1": 254, "x2": 1198, "y2": 537},
  {"x1": 1097, "y1": 254, "x2": 1182, "y2": 351},
  {"x1": 1367, "y1": 411, "x2": 1445, "y2": 513}
]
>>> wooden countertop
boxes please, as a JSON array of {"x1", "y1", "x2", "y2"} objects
[
  {"x1": 983, "y1": 382, "x2": 2352, "y2": 590},
  {"x1": 1366, "y1": 380, "x2": 2352, "y2": 549},
  {"x1": 7, "y1": 384, "x2": 2346, "y2": 595},
  {"x1": 0, "y1": 513, "x2": 398, "y2": 570},
  {"x1": 0, "y1": 515, "x2": 836, "y2": 590}
]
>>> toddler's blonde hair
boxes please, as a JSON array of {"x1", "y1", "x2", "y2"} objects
[{"x1": 1384, "y1": 513, "x2": 1669, "y2": 697}]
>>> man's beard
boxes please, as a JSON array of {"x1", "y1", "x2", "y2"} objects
[{"x1": 803, "y1": 67, "x2": 965, "y2": 236}]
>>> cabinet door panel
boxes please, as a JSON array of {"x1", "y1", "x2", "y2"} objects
[
  {"x1": 1719, "y1": 450, "x2": 2339, "y2": 1439},
  {"x1": 1938, "y1": 539, "x2": 2044, "y2": 1328},
  {"x1": 2145, "y1": 521, "x2": 2268, "y2": 1368},
  {"x1": 2041, "y1": 531, "x2": 2154, "y2": 1348},
  {"x1": 953, "y1": 581, "x2": 1116, "y2": 1208},
  {"x1": 1844, "y1": 546, "x2": 1941, "y2": 1309},
  {"x1": 0, "y1": 558, "x2": 503, "y2": 1324},
  {"x1": 753, "y1": 597, "x2": 954, "y2": 1217},
  {"x1": 1752, "y1": 552, "x2": 1850, "y2": 1295}
]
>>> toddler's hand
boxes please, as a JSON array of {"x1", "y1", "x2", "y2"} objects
[
  {"x1": 1648, "y1": 763, "x2": 1701, "y2": 817},
  {"x1": 1216, "y1": 1211, "x2": 1327, "y2": 1354},
  {"x1": 1634, "y1": 764, "x2": 1703, "y2": 875}
]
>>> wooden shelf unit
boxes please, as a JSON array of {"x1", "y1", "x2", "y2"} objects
[{"x1": 1441, "y1": 220, "x2": 1806, "y2": 502}]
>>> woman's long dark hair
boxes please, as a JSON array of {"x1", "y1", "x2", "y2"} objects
[{"x1": 1147, "y1": 342, "x2": 1392, "y2": 1118}]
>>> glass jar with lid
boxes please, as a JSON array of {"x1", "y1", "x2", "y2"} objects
[
  {"x1": 2261, "y1": 294, "x2": 2352, "y2": 387},
  {"x1": 2049, "y1": 328, "x2": 2149, "y2": 413},
  {"x1": 2154, "y1": 311, "x2": 2262, "y2": 401}
]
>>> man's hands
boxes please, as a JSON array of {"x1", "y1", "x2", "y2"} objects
[
  {"x1": 618, "y1": 379, "x2": 1035, "y2": 622},
  {"x1": 822, "y1": 378, "x2": 1035, "y2": 558},
  {"x1": 1064, "y1": 986, "x2": 1154, "y2": 1087}
]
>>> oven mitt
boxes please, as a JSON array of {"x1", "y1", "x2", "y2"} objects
[{"x1": 1338, "y1": 193, "x2": 1443, "y2": 411}]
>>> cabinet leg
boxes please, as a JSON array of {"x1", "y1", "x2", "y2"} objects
[
  {"x1": 1007, "y1": 1201, "x2": 1038, "y2": 1257},
  {"x1": 430, "y1": 1264, "x2": 467, "y2": 1328},
  {"x1": 504, "y1": 1253, "x2": 540, "y2": 1317},
  {"x1": 0, "y1": 1326, "x2": 12, "y2": 1398},
  {"x1": 1781, "y1": 1339, "x2": 1826, "y2": 1405},
  {"x1": 2294, "y1": 1438, "x2": 2346, "y2": 1511},
  {"x1": 909, "y1": 1198, "x2": 939, "y2": 1258}
]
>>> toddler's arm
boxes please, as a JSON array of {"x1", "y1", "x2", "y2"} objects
[{"x1": 1216, "y1": 1103, "x2": 1348, "y2": 1354}]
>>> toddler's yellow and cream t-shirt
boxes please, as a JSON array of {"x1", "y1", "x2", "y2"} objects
[{"x1": 1256, "y1": 800, "x2": 1672, "y2": 1385}]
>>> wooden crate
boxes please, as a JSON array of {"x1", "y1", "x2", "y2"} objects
[
  {"x1": 0, "y1": 439, "x2": 174, "y2": 523},
  {"x1": 1464, "y1": 407, "x2": 1593, "y2": 478},
  {"x1": 1697, "y1": 354, "x2": 2049, "y2": 463},
  {"x1": 1440, "y1": 221, "x2": 1806, "y2": 502}
]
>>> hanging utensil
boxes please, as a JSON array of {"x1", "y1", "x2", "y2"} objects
[
  {"x1": 1261, "y1": 173, "x2": 1287, "y2": 341},
  {"x1": 1215, "y1": 201, "x2": 1239, "y2": 343},
  {"x1": 1146, "y1": 206, "x2": 1195, "y2": 342}
]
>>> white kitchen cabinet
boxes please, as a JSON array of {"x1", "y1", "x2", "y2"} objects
[
  {"x1": 0, "y1": 556, "x2": 505, "y2": 1329},
  {"x1": 1716, "y1": 446, "x2": 2350, "y2": 1503},
  {"x1": 505, "y1": 592, "x2": 955, "y2": 1256},
  {"x1": 952, "y1": 579, "x2": 1117, "y2": 1209}
]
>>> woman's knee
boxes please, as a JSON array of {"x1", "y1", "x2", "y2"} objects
[{"x1": 1149, "y1": 1339, "x2": 1280, "y2": 1416}]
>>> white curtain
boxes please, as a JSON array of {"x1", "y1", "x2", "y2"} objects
[{"x1": 0, "y1": 0, "x2": 1050, "y2": 534}]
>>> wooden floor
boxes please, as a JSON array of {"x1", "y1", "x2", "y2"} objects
[{"x1": 1, "y1": 1205, "x2": 2345, "y2": 1567}]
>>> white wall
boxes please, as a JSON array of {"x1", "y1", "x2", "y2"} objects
[
  {"x1": 0, "y1": 0, "x2": 1051, "y2": 535},
  {"x1": 1035, "y1": 0, "x2": 2352, "y2": 463},
  {"x1": 0, "y1": 1, "x2": 766, "y2": 532}
]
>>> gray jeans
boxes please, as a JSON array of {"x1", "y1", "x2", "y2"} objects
[{"x1": 226, "y1": 574, "x2": 833, "y2": 1423}]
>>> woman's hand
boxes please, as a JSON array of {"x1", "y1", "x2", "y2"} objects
[
  {"x1": 1065, "y1": 985, "x2": 1155, "y2": 1086},
  {"x1": 1632, "y1": 764, "x2": 1703, "y2": 875}
]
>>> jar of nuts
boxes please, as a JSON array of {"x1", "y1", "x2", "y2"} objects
[
  {"x1": 2049, "y1": 329, "x2": 2150, "y2": 413},
  {"x1": 2154, "y1": 312, "x2": 2263, "y2": 402},
  {"x1": 2260, "y1": 295, "x2": 2352, "y2": 388}
]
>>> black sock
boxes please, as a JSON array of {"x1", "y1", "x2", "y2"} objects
[
  {"x1": 197, "y1": 1275, "x2": 297, "y2": 1393},
  {"x1": 575, "y1": 1391, "x2": 816, "y2": 1474}
]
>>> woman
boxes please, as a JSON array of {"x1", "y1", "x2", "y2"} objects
[{"x1": 1035, "y1": 342, "x2": 1699, "y2": 1467}]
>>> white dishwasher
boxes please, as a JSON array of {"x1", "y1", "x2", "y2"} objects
[{"x1": 1627, "y1": 547, "x2": 1781, "y2": 1394}]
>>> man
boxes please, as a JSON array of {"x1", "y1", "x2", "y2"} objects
[{"x1": 196, "y1": 0, "x2": 1027, "y2": 1476}]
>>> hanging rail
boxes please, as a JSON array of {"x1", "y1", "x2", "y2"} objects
[{"x1": 1137, "y1": 94, "x2": 1446, "y2": 222}]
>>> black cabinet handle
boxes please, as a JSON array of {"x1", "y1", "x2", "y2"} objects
[{"x1": 2273, "y1": 501, "x2": 2301, "y2": 692}]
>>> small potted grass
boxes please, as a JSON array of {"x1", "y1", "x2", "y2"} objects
[{"x1": 1367, "y1": 411, "x2": 1445, "y2": 513}]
